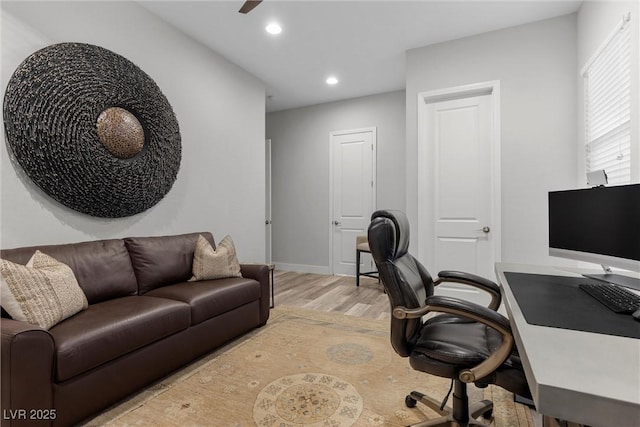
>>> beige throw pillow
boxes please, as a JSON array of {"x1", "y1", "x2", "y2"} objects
[
  {"x1": 0, "y1": 251, "x2": 88, "y2": 330},
  {"x1": 191, "y1": 235, "x2": 242, "y2": 281}
]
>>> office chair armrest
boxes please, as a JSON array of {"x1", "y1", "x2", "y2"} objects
[
  {"x1": 392, "y1": 305, "x2": 432, "y2": 320},
  {"x1": 435, "y1": 270, "x2": 502, "y2": 310},
  {"x1": 424, "y1": 295, "x2": 514, "y2": 384}
]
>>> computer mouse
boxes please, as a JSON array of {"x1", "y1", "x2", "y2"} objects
[{"x1": 633, "y1": 309, "x2": 640, "y2": 321}]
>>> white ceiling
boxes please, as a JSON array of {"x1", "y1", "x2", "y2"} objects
[{"x1": 139, "y1": 1, "x2": 582, "y2": 112}]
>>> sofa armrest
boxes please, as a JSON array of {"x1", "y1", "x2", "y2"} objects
[
  {"x1": 240, "y1": 264, "x2": 270, "y2": 325},
  {"x1": 1, "y1": 319, "x2": 55, "y2": 426}
]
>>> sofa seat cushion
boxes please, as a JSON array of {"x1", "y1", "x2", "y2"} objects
[
  {"x1": 49, "y1": 296, "x2": 190, "y2": 382},
  {"x1": 144, "y1": 278, "x2": 260, "y2": 326}
]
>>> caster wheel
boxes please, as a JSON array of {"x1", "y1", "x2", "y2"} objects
[
  {"x1": 405, "y1": 395, "x2": 417, "y2": 408},
  {"x1": 482, "y1": 408, "x2": 493, "y2": 419}
]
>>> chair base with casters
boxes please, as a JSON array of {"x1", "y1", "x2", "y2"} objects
[
  {"x1": 356, "y1": 235, "x2": 379, "y2": 287},
  {"x1": 404, "y1": 381, "x2": 493, "y2": 427}
]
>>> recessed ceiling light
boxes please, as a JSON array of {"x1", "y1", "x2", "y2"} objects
[
  {"x1": 265, "y1": 23, "x2": 282, "y2": 35},
  {"x1": 326, "y1": 76, "x2": 339, "y2": 85}
]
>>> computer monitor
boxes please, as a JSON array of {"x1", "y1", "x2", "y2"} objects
[{"x1": 548, "y1": 184, "x2": 640, "y2": 290}]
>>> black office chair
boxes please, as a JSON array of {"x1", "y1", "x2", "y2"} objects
[{"x1": 367, "y1": 210, "x2": 530, "y2": 427}]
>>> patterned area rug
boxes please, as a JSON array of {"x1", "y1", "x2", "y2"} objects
[{"x1": 83, "y1": 307, "x2": 532, "y2": 426}]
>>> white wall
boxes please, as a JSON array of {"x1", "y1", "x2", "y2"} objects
[
  {"x1": 266, "y1": 91, "x2": 405, "y2": 272},
  {"x1": 576, "y1": 1, "x2": 640, "y2": 184},
  {"x1": 0, "y1": 1, "x2": 266, "y2": 262},
  {"x1": 406, "y1": 14, "x2": 578, "y2": 267}
]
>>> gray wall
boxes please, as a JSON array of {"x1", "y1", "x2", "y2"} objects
[
  {"x1": 1, "y1": 1, "x2": 266, "y2": 261},
  {"x1": 266, "y1": 91, "x2": 405, "y2": 272},
  {"x1": 406, "y1": 14, "x2": 578, "y2": 266}
]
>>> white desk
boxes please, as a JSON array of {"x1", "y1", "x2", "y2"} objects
[{"x1": 495, "y1": 263, "x2": 640, "y2": 427}]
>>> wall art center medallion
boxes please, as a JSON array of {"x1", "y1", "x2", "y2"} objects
[{"x1": 96, "y1": 107, "x2": 145, "y2": 159}]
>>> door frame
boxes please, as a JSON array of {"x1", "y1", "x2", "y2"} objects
[
  {"x1": 265, "y1": 138, "x2": 272, "y2": 264},
  {"x1": 329, "y1": 127, "x2": 377, "y2": 275},
  {"x1": 417, "y1": 81, "x2": 501, "y2": 273}
]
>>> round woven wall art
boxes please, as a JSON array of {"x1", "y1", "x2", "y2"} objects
[{"x1": 3, "y1": 42, "x2": 181, "y2": 218}]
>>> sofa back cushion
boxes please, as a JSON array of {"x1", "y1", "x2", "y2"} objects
[
  {"x1": 124, "y1": 232, "x2": 215, "y2": 294},
  {"x1": 0, "y1": 239, "x2": 138, "y2": 305}
]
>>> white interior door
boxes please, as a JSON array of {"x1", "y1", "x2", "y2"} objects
[
  {"x1": 330, "y1": 128, "x2": 376, "y2": 276},
  {"x1": 418, "y1": 83, "x2": 500, "y2": 306}
]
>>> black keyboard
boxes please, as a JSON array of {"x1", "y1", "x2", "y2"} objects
[{"x1": 579, "y1": 283, "x2": 640, "y2": 314}]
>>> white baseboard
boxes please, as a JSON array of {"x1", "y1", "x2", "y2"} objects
[{"x1": 274, "y1": 263, "x2": 330, "y2": 275}]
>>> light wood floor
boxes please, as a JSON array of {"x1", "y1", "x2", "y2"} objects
[{"x1": 272, "y1": 270, "x2": 391, "y2": 320}]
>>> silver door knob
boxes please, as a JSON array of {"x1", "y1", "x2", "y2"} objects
[
  {"x1": 333, "y1": 220, "x2": 341, "y2": 226},
  {"x1": 482, "y1": 226, "x2": 490, "y2": 233}
]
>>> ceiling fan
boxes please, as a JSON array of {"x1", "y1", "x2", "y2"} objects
[{"x1": 239, "y1": 0, "x2": 262, "y2": 14}]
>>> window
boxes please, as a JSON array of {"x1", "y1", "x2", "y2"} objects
[{"x1": 583, "y1": 15, "x2": 632, "y2": 186}]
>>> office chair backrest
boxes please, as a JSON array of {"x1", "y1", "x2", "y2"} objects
[{"x1": 368, "y1": 210, "x2": 435, "y2": 357}]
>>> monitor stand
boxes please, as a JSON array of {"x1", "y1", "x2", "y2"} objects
[{"x1": 583, "y1": 273, "x2": 640, "y2": 291}]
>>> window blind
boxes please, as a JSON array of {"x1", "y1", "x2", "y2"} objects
[{"x1": 583, "y1": 16, "x2": 631, "y2": 186}]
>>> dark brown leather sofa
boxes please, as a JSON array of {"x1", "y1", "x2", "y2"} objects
[{"x1": 1, "y1": 232, "x2": 270, "y2": 427}]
